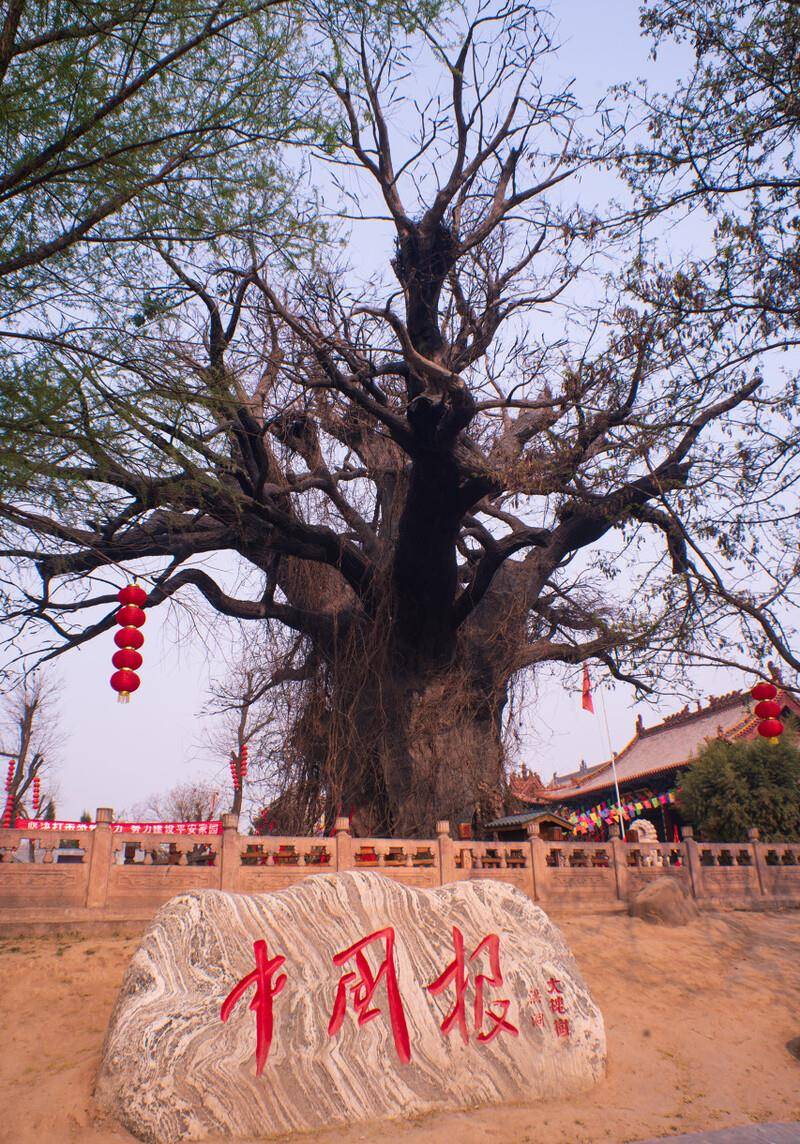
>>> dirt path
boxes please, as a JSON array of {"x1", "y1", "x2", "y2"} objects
[{"x1": 1, "y1": 910, "x2": 798, "y2": 1144}]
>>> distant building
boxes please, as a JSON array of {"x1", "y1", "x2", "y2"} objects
[
  {"x1": 482, "y1": 809, "x2": 574, "y2": 842},
  {"x1": 509, "y1": 688, "x2": 800, "y2": 841},
  {"x1": 549, "y1": 757, "x2": 607, "y2": 789}
]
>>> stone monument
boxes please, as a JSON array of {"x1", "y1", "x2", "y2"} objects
[{"x1": 96, "y1": 872, "x2": 606, "y2": 1141}]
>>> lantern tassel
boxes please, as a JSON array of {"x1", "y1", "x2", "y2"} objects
[
  {"x1": 769, "y1": 736, "x2": 779, "y2": 746},
  {"x1": 117, "y1": 691, "x2": 130, "y2": 704}
]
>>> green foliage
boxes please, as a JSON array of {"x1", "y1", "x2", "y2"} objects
[
  {"x1": 1, "y1": 1, "x2": 300, "y2": 283},
  {"x1": 0, "y1": 0, "x2": 448, "y2": 515},
  {"x1": 0, "y1": 0, "x2": 442, "y2": 312},
  {"x1": 679, "y1": 734, "x2": 800, "y2": 842},
  {"x1": 629, "y1": 0, "x2": 800, "y2": 340}
]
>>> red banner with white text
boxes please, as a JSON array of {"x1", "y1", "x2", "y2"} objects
[{"x1": 13, "y1": 819, "x2": 223, "y2": 835}]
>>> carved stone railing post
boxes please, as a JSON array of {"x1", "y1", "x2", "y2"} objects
[
  {"x1": 219, "y1": 813, "x2": 240, "y2": 891},
  {"x1": 681, "y1": 825, "x2": 702, "y2": 900},
  {"x1": 86, "y1": 807, "x2": 113, "y2": 909},
  {"x1": 436, "y1": 821, "x2": 455, "y2": 887},
  {"x1": 526, "y1": 822, "x2": 546, "y2": 902},
  {"x1": 748, "y1": 827, "x2": 767, "y2": 896},
  {"x1": 611, "y1": 836, "x2": 629, "y2": 901},
  {"x1": 334, "y1": 817, "x2": 353, "y2": 871}
]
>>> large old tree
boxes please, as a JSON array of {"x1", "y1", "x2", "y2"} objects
[{"x1": 1, "y1": 4, "x2": 798, "y2": 834}]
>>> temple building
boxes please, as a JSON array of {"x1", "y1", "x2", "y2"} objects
[{"x1": 508, "y1": 688, "x2": 800, "y2": 842}]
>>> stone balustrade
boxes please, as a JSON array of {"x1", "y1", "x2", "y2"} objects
[{"x1": 1, "y1": 812, "x2": 799, "y2": 925}]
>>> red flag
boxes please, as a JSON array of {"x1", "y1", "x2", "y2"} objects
[{"x1": 581, "y1": 664, "x2": 594, "y2": 713}]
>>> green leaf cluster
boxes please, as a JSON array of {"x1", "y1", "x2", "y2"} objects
[
  {"x1": 0, "y1": 0, "x2": 443, "y2": 312},
  {"x1": 679, "y1": 733, "x2": 800, "y2": 842}
]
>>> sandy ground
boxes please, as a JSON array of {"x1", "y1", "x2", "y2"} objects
[{"x1": 0, "y1": 910, "x2": 798, "y2": 1144}]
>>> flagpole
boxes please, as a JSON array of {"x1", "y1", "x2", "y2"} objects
[{"x1": 598, "y1": 687, "x2": 625, "y2": 839}]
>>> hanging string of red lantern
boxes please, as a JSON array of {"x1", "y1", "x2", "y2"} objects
[
  {"x1": 2, "y1": 759, "x2": 14, "y2": 827},
  {"x1": 32, "y1": 774, "x2": 40, "y2": 815},
  {"x1": 228, "y1": 744, "x2": 249, "y2": 793},
  {"x1": 3, "y1": 760, "x2": 14, "y2": 826},
  {"x1": 110, "y1": 583, "x2": 147, "y2": 703},
  {"x1": 751, "y1": 679, "x2": 784, "y2": 744}
]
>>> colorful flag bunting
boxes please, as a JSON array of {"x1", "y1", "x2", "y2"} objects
[{"x1": 564, "y1": 788, "x2": 679, "y2": 834}]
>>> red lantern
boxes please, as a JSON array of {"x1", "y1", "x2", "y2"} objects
[
  {"x1": 4, "y1": 759, "x2": 13, "y2": 792},
  {"x1": 111, "y1": 585, "x2": 148, "y2": 700},
  {"x1": 757, "y1": 718, "x2": 784, "y2": 741},
  {"x1": 751, "y1": 681, "x2": 777, "y2": 702},
  {"x1": 118, "y1": 584, "x2": 147, "y2": 607},
  {"x1": 116, "y1": 604, "x2": 146, "y2": 628},
  {"x1": 114, "y1": 626, "x2": 144, "y2": 650},
  {"x1": 754, "y1": 699, "x2": 782, "y2": 720},
  {"x1": 110, "y1": 669, "x2": 140, "y2": 703}
]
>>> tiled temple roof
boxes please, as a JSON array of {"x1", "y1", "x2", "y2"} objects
[{"x1": 484, "y1": 809, "x2": 573, "y2": 830}]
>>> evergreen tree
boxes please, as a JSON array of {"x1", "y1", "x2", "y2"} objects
[{"x1": 680, "y1": 736, "x2": 800, "y2": 842}]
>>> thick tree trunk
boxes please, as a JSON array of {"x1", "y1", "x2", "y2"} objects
[
  {"x1": 270, "y1": 401, "x2": 524, "y2": 836},
  {"x1": 345, "y1": 674, "x2": 505, "y2": 836},
  {"x1": 391, "y1": 448, "x2": 462, "y2": 665},
  {"x1": 378, "y1": 667, "x2": 506, "y2": 836},
  {"x1": 287, "y1": 621, "x2": 509, "y2": 838}
]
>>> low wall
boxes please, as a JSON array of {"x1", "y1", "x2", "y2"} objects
[{"x1": 1, "y1": 812, "x2": 799, "y2": 926}]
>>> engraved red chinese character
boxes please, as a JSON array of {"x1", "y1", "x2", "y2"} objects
[
  {"x1": 549, "y1": 995, "x2": 566, "y2": 1015},
  {"x1": 220, "y1": 939, "x2": 287, "y2": 1075},
  {"x1": 327, "y1": 927, "x2": 411, "y2": 1064},
  {"x1": 427, "y1": 926, "x2": 519, "y2": 1044},
  {"x1": 546, "y1": 976, "x2": 563, "y2": 995},
  {"x1": 554, "y1": 1017, "x2": 571, "y2": 1038}
]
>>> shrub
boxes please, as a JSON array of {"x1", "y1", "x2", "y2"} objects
[{"x1": 679, "y1": 737, "x2": 800, "y2": 842}]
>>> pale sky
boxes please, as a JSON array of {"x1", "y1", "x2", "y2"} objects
[{"x1": 18, "y1": 1, "x2": 758, "y2": 821}]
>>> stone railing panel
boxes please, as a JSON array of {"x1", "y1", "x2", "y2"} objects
[
  {"x1": 625, "y1": 843, "x2": 685, "y2": 869},
  {"x1": 350, "y1": 837, "x2": 440, "y2": 888},
  {"x1": 759, "y1": 842, "x2": 800, "y2": 897},
  {"x1": 0, "y1": 826, "x2": 93, "y2": 909},
  {"x1": 109, "y1": 830, "x2": 220, "y2": 867},
  {"x1": 452, "y1": 841, "x2": 533, "y2": 897},
  {"x1": 625, "y1": 843, "x2": 691, "y2": 895},
  {"x1": 692, "y1": 841, "x2": 762, "y2": 901},
  {"x1": 238, "y1": 835, "x2": 334, "y2": 868},
  {"x1": 536, "y1": 842, "x2": 617, "y2": 904},
  {"x1": 237, "y1": 834, "x2": 336, "y2": 893},
  {"x1": 105, "y1": 829, "x2": 221, "y2": 910},
  {"x1": 453, "y1": 841, "x2": 529, "y2": 871}
]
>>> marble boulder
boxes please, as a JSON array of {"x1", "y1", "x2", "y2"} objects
[{"x1": 96, "y1": 872, "x2": 606, "y2": 1141}]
